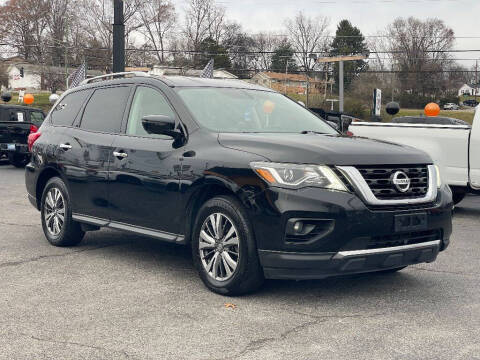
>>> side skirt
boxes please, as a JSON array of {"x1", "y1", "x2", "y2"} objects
[{"x1": 72, "y1": 213, "x2": 186, "y2": 244}]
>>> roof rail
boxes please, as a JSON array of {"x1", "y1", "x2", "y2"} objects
[{"x1": 80, "y1": 71, "x2": 150, "y2": 85}]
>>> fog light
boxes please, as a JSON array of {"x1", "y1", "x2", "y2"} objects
[{"x1": 293, "y1": 221, "x2": 303, "y2": 233}]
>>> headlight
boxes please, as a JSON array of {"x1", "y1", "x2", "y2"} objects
[
  {"x1": 250, "y1": 162, "x2": 348, "y2": 191},
  {"x1": 434, "y1": 165, "x2": 442, "y2": 188}
]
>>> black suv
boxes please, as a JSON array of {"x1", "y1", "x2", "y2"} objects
[{"x1": 25, "y1": 73, "x2": 453, "y2": 295}]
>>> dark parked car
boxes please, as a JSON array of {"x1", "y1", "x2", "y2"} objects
[
  {"x1": 463, "y1": 99, "x2": 479, "y2": 107},
  {"x1": 0, "y1": 104, "x2": 45, "y2": 167},
  {"x1": 25, "y1": 73, "x2": 453, "y2": 295},
  {"x1": 392, "y1": 116, "x2": 470, "y2": 127}
]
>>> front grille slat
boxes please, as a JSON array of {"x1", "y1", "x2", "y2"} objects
[
  {"x1": 367, "y1": 230, "x2": 441, "y2": 249},
  {"x1": 356, "y1": 165, "x2": 429, "y2": 200}
]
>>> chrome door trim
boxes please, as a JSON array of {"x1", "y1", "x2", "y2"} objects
[{"x1": 113, "y1": 151, "x2": 128, "y2": 158}]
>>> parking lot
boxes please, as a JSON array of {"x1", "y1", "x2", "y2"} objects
[{"x1": 0, "y1": 161, "x2": 479, "y2": 360}]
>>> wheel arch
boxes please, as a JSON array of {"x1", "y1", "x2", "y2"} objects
[
  {"x1": 35, "y1": 167, "x2": 64, "y2": 210},
  {"x1": 183, "y1": 179, "x2": 255, "y2": 245}
]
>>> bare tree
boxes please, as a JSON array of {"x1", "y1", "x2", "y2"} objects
[
  {"x1": 251, "y1": 32, "x2": 285, "y2": 71},
  {"x1": 82, "y1": 0, "x2": 145, "y2": 67},
  {"x1": 183, "y1": 0, "x2": 226, "y2": 65},
  {"x1": 45, "y1": 0, "x2": 72, "y2": 66},
  {"x1": 136, "y1": 0, "x2": 176, "y2": 63},
  {"x1": 385, "y1": 17, "x2": 455, "y2": 95},
  {"x1": 0, "y1": 0, "x2": 49, "y2": 62},
  {"x1": 285, "y1": 12, "x2": 330, "y2": 72}
]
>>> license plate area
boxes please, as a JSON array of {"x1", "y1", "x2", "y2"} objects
[{"x1": 394, "y1": 213, "x2": 427, "y2": 232}]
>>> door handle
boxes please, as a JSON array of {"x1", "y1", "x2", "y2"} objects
[
  {"x1": 59, "y1": 143, "x2": 72, "y2": 150},
  {"x1": 113, "y1": 151, "x2": 128, "y2": 159}
]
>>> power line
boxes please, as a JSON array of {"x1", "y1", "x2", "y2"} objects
[{"x1": 2, "y1": 43, "x2": 480, "y2": 55}]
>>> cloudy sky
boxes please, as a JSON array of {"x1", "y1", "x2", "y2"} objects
[
  {"x1": 1, "y1": 0, "x2": 478, "y2": 66},
  {"x1": 184, "y1": 0, "x2": 480, "y2": 67}
]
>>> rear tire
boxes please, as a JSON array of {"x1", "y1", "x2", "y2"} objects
[
  {"x1": 40, "y1": 177, "x2": 85, "y2": 247},
  {"x1": 192, "y1": 195, "x2": 264, "y2": 296},
  {"x1": 8, "y1": 153, "x2": 29, "y2": 168}
]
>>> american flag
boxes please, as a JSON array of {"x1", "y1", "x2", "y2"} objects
[
  {"x1": 200, "y1": 59, "x2": 214, "y2": 78},
  {"x1": 68, "y1": 62, "x2": 87, "y2": 88}
]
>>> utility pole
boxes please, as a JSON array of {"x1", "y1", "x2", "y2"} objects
[
  {"x1": 113, "y1": 0, "x2": 125, "y2": 73},
  {"x1": 475, "y1": 60, "x2": 478, "y2": 102},
  {"x1": 317, "y1": 55, "x2": 368, "y2": 113},
  {"x1": 339, "y1": 60, "x2": 344, "y2": 112},
  {"x1": 284, "y1": 59, "x2": 289, "y2": 95}
]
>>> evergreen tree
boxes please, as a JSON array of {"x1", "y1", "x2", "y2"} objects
[
  {"x1": 198, "y1": 37, "x2": 232, "y2": 69},
  {"x1": 330, "y1": 20, "x2": 369, "y2": 91},
  {"x1": 270, "y1": 40, "x2": 297, "y2": 73}
]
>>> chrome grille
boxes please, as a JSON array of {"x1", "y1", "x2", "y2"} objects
[{"x1": 356, "y1": 165, "x2": 429, "y2": 200}]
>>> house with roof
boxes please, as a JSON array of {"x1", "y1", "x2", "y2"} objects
[
  {"x1": 250, "y1": 71, "x2": 330, "y2": 94},
  {"x1": 6, "y1": 62, "x2": 103, "y2": 91},
  {"x1": 458, "y1": 83, "x2": 480, "y2": 97}
]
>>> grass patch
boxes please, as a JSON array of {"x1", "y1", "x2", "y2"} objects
[{"x1": 0, "y1": 92, "x2": 53, "y2": 113}]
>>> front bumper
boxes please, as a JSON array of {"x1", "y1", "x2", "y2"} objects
[
  {"x1": 246, "y1": 184, "x2": 453, "y2": 280},
  {"x1": 260, "y1": 240, "x2": 440, "y2": 280}
]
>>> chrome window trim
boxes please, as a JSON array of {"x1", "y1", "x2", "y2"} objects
[
  {"x1": 337, "y1": 164, "x2": 437, "y2": 206},
  {"x1": 333, "y1": 240, "x2": 441, "y2": 259}
]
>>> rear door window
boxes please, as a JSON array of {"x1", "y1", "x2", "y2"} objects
[
  {"x1": 80, "y1": 87, "x2": 131, "y2": 133},
  {"x1": 51, "y1": 89, "x2": 91, "y2": 126}
]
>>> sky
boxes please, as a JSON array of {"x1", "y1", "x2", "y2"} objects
[
  {"x1": 186, "y1": 0, "x2": 480, "y2": 68},
  {"x1": 1, "y1": 0, "x2": 478, "y2": 67}
]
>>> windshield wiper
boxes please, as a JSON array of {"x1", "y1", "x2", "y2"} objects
[{"x1": 300, "y1": 130, "x2": 326, "y2": 135}]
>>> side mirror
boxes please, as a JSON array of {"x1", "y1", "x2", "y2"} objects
[{"x1": 141, "y1": 115, "x2": 183, "y2": 140}]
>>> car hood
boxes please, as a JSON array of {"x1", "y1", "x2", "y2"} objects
[{"x1": 217, "y1": 133, "x2": 432, "y2": 165}]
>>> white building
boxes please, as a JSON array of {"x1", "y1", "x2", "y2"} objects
[
  {"x1": 458, "y1": 83, "x2": 480, "y2": 97},
  {"x1": 6, "y1": 62, "x2": 102, "y2": 91}
]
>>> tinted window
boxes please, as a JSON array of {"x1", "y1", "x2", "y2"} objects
[
  {"x1": 8, "y1": 110, "x2": 26, "y2": 122},
  {"x1": 80, "y1": 87, "x2": 130, "y2": 133},
  {"x1": 51, "y1": 90, "x2": 90, "y2": 126},
  {"x1": 127, "y1": 86, "x2": 176, "y2": 137},
  {"x1": 30, "y1": 111, "x2": 45, "y2": 126}
]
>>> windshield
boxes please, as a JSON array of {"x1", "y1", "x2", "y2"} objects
[{"x1": 176, "y1": 87, "x2": 337, "y2": 134}]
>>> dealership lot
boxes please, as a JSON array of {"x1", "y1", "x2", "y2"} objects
[{"x1": 0, "y1": 161, "x2": 479, "y2": 360}]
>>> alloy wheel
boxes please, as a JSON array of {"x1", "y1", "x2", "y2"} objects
[
  {"x1": 199, "y1": 213, "x2": 240, "y2": 281},
  {"x1": 44, "y1": 188, "x2": 65, "y2": 236}
]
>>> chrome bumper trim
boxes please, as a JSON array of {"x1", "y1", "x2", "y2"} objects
[
  {"x1": 333, "y1": 240, "x2": 441, "y2": 259},
  {"x1": 337, "y1": 164, "x2": 438, "y2": 206}
]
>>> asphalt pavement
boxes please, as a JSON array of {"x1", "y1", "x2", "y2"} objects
[{"x1": 0, "y1": 160, "x2": 479, "y2": 360}]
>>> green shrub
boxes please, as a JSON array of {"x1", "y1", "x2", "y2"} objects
[{"x1": 343, "y1": 98, "x2": 370, "y2": 119}]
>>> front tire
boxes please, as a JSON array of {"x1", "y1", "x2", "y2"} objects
[
  {"x1": 192, "y1": 196, "x2": 264, "y2": 295},
  {"x1": 40, "y1": 177, "x2": 85, "y2": 247}
]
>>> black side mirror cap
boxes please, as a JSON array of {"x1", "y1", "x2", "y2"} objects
[{"x1": 142, "y1": 115, "x2": 181, "y2": 139}]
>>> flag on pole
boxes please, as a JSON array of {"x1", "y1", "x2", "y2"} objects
[
  {"x1": 200, "y1": 59, "x2": 214, "y2": 78},
  {"x1": 68, "y1": 62, "x2": 87, "y2": 88}
]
